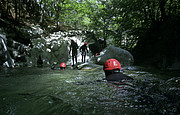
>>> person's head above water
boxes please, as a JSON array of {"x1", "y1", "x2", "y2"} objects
[
  {"x1": 103, "y1": 59, "x2": 121, "y2": 70},
  {"x1": 60, "y1": 62, "x2": 66, "y2": 70},
  {"x1": 103, "y1": 59, "x2": 122, "y2": 76},
  {"x1": 84, "y1": 42, "x2": 87, "y2": 45},
  {"x1": 103, "y1": 59, "x2": 133, "y2": 81}
]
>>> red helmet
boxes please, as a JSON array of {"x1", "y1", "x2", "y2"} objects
[
  {"x1": 60, "y1": 63, "x2": 66, "y2": 68},
  {"x1": 95, "y1": 52, "x2": 100, "y2": 56},
  {"x1": 103, "y1": 59, "x2": 121, "y2": 71},
  {"x1": 84, "y1": 42, "x2": 87, "y2": 45}
]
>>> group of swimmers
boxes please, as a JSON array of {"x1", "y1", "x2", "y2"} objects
[
  {"x1": 51, "y1": 40, "x2": 133, "y2": 81},
  {"x1": 52, "y1": 59, "x2": 132, "y2": 81}
]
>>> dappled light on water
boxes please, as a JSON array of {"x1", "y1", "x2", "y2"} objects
[{"x1": 0, "y1": 67, "x2": 179, "y2": 114}]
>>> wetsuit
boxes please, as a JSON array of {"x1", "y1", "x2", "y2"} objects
[
  {"x1": 80, "y1": 44, "x2": 88, "y2": 63},
  {"x1": 70, "y1": 41, "x2": 78, "y2": 66},
  {"x1": 106, "y1": 72, "x2": 133, "y2": 81}
]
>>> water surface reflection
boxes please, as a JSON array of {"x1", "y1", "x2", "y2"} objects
[{"x1": 0, "y1": 67, "x2": 179, "y2": 114}]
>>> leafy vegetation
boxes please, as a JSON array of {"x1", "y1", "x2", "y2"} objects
[{"x1": 0, "y1": 0, "x2": 179, "y2": 68}]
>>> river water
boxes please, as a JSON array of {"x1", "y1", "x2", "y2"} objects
[{"x1": 0, "y1": 66, "x2": 179, "y2": 115}]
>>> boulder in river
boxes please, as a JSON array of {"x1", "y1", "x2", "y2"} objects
[
  {"x1": 95, "y1": 45, "x2": 134, "y2": 66},
  {"x1": 0, "y1": 30, "x2": 15, "y2": 67}
]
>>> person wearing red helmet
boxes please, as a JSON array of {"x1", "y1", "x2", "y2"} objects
[
  {"x1": 60, "y1": 62, "x2": 66, "y2": 70},
  {"x1": 103, "y1": 59, "x2": 133, "y2": 81},
  {"x1": 80, "y1": 42, "x2": 88, "y2": 63}
]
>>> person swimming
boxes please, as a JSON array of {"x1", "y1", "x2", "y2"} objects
[
  {"x1": 60, "y1": 62, "x2": 66, "y2": 70},
  {"x1": 103, "y1": 59, "x2": 133, "y2": 81},
  {"x1": 51, "y1": 62, "x2": 66, "y2": 70}
]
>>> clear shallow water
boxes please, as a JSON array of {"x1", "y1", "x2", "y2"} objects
[{"x1": 0, "y1": 66, "x2": 179, "y2": 115}]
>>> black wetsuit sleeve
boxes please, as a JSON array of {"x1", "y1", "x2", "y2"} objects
[
  {"x1": 106, "y1": 73, "x2": 133, "y2": 81},
  {"x1": 75, "y1": 43, "x2": 78, "y2": 49}
]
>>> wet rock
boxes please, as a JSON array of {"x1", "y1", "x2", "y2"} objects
[
  {"x1": 95, "y1": 45, "x2": 134, "y2": 66},
  {"x1": 77, "y1": 62, "x2": 102, "y2": 70},
  {"x1": 0, "y1": 30, "x2": 15, "y2": 67},
  {"x1": 89, "y1": 39, "x2": 106, "y2": 56}
]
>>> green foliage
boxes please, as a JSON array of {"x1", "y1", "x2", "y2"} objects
[
  {"x1": 1, "y1": 0, "x2": 179, "y2": 50},
  {"x1": 84, "y1": 0, "x2": 179, "y2": 50}
]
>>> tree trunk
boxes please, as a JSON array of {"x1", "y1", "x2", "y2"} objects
[
  {"x1": 19, "y1": 0, "x2": 21, "y2": 21},
  {"x1": 15, "y1": 0, "x2": 17, "y2": 21},
  {"x1": 56, "y1": 5, "x2": 60, "y2": 27},
  {"x1": 159, "y1": 0, "x2": 168, "y2": 21}
]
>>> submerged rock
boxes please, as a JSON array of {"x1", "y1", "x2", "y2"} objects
[
  {"x1": 77, "y1": 62, "x2": 102, "y2": 71},
  {"x1": 95, "y1": 45, "x2": 134, "y2": 66}
]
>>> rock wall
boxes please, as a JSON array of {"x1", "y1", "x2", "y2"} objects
[
  {"x1": 0, "y1": 26, "x2": 87, "y2": 67},
  {"x1": 0, "y1": 29, "x2": 15, "y2": 67}
]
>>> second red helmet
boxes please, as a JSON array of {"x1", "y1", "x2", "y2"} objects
[
  {"x1": 60, "y1": 63, "x2": 66, "y2": 68},
  {"x1": 103, "y1": 59, "x2": 121, "y2": 71},
  {"x1": 84, "y1": 42, "x2": 87, "y2": 45}
]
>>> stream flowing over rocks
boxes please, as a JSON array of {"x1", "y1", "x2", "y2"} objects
[
  {"x1": 0, "y1": 25, "x2": 180, "y2": 115},
  {"x1": 0, "y1": 65, "x2": 179, "y2": 114}
]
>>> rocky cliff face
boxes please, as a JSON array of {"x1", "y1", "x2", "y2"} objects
[
  {"x1": 0, "y1": 25, "x2": 87, "y2": 67},
  {"x1": 0, "y1": 29, "x2": 15, "y2": 67}
]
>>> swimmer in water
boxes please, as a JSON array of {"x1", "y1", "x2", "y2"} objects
[{"x1": 103, "y1": 59, "x2": 133, "y2": 81}]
